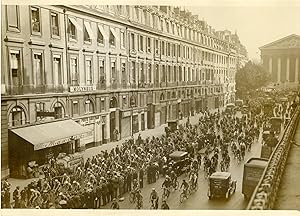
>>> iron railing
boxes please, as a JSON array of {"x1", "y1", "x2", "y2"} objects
[{"x1": 246, "y1": 106, "x2": 300, "y2": 210}]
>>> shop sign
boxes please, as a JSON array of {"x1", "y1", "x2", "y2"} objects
[
  {"x1": 123, "y1": 111, "x2": 131, "y2": 118},
  {"x1": 37, "y1": 111, "x2": 55, "y2": 117},
  {"x1": 70, "y1": 85, "x2": 96, "y2": 92},
  {"x1": 34, "y1": 133, "x2": 88, "y2": 151}
]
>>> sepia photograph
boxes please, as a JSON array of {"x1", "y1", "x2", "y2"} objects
[{"x1": 1, "y1": 0, "x2": 300, "y2": 213}]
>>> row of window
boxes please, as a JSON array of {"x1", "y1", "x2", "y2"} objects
[
  {"x1": 6, "y1": 5, "x2": 235, "y2": 59},
  {"x1": 91, "y1": 5, "x2": 232, "y2": 51},
  {"x1": 8, "y1": 48, "x2": 230, "y2": 88}
]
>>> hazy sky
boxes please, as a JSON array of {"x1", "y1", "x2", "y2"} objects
[{"x1": 186, "y1": 6, "x2": 300, "y2": 60}]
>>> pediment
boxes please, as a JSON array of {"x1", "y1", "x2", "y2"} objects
[{"x1": 260, "y1": 34, "x2": 300, "y2": 50}]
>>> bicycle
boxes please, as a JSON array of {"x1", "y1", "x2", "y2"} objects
[
  {"x1": 129, "y1": 191, "x2": 137, "y2": 203},
  {"x1": 179, "y1": 189, "x2": 189, "y2": 203},
  {"x1": 161, "y1": 187, "x2": 170, "y2": 200},
  {"x1": 149, "y1": 198, "x2": 158, "y2": 209},
  {"x1": 135, "y1": 199, "x2": 143, "y2": 209},
  {"x1": 171, "y1": 179, "x2": 179, "y2": 190},
  {"x1": 189, "y1": 181, "x2": 198, "y2": 193}
]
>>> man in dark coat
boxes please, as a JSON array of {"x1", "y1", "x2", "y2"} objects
[{"x1": 139, "y1": 169, "x2": 144, "y2": 188}]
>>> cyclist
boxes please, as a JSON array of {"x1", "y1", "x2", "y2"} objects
[
  {"x1": 161, "y1": 200, "x2": 170, "y2": 209},
  {"x1": 132, "y1": 179, "x2": 139, "y2": 197},
  {"x1": 170, "y1": 171, "x2": 177, "y2": 188},
  {"x1": 149, "y1": 188, "x2": 159, "y2": 209},
  {"x1": 180, "y1": 180, "x2": 189, "y2": 198},
  {"x1": 136, "y1": 189, "x2": 143, "y2": 209},
  {"x1": 161, "y1": 176, "x2": 172, "y2": 198}
]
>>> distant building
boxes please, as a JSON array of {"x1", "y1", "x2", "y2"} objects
[
  {"x1": 1, "y1": 5, "x2": 247, "y2": 178},
  {"x1": 260, "y1": 34, "x2": 300, "y2": 87}
]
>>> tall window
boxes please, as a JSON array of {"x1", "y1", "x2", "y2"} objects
[
  {"x1": 51, "y1": 12, "x2": 59, "y2": 37},
  {"x1": 97, "y1": 25, "x2": 104, "y2": 45},
  {"x1": 130, "y1": 33, "x2": 135, "y2": 50},
  {"x1": 10, "y1": 50, "x2": 22, "y2": 87},
  {"x1": 99, "y1": 58, "x2": 105, "y2": 84},
  {"x1": 53, "y1": 55, "x2": 62, "y2": 85},
  {"x1": 168, "y1": 65, "x2": 171, "y2": 82},
  {"x1": 161, "y1": 41, "x2": 165, "y2": 56},
  {"x1": 33, "y1": 53, "x2": 43, "y2": 86},
  {"x1": 120, "y1": 31, "x2": 125, "y2": 48},
  {"x1": 100, "y1": 98, "x2": 105, "y2": 111},
  {"x1": 111, "y1": 60, "x2": 116, "y2": 83},
  {"x1": 155, "y1": 64, "x2": 159, "y2": 83},
  {"x1": 139, "y1": 35, "x2": 144, "y2": 51},
  {"x1": 147, "y1": 37, "x2": 151, "y2": 53},
  {"x1": 179, "y1": 66, "x2": 182, "y2": 82},
  {"x1": 31, "y1": 7, "x2": 40, "y2": 33},
  {"x1": 9, "y1": 106, "x2": 26, "y2": 127},
  {"x1": 68, "y1": 17, "x2": 78, "y2": 40},
  {"x1": 121, "y1": 60, "x2": 127, "y2": 83},
  {"x1": 173, "y1": 44, "x2": 176, "y2": 57},
  {"x1": 85, "y1": 99, "x2": 94, "y2": 114},
  {"x1": 109, "y1": 29, "x2": 116, "y2": 46},
  {"x1": 140, "y1": 62, "x2": 144, "y2": 83},
  {"x1": 155, "y1": 39, "x2": 159, "y2": 55},
  {"x1": 147, "y1": 63, "x2": 152, "y2": 83},
  {"x1": 161, "y1": 65, "x2": 166, "y2": 82},
  {"x1": 72, "y1": 101, "x2": 79, "y2": 116},
  {"x1": 167, "y1": 43, "x2": 171, "y2": 56},
  {"x1": 84, "y1": 22, "x2": 91, "y2": 42},
  {"x1": 6, "y1": 5, "x2": 20, "y2": 31},
  {"x1": 131, "y1": 61, "x2": 136, "y2": 83},
  {"x1": 70, "y1": 57, "x2": 78, "y2": 85},
  {"x1": 85, "y1": 58, "x2": 92, "y2": 85}
]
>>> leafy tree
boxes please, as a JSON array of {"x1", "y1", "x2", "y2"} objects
[{"x1": 236, "y1": 61, "x2": 271, "y2": 99}]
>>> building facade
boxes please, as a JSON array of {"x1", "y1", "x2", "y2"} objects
[
  {"x1": 1, "y1": 5, "x2": 246, "y2": 178},
  {"x1": 260, "y1": 34, "x2": 300, "y2": 87}
]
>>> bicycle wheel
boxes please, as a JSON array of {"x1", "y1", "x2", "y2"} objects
[
  {"x1": 179, "y1": 193, "x2": 185, "y2": 203},
  {"x1": 162, "y1": 192, "x2": 167, "y2": 200},
  {"x1": 175, "y1": 181, "x2": 179, "y2": 190},
  {"x1": 129, "y1": 192, "x2": 135, "y2": 203}
]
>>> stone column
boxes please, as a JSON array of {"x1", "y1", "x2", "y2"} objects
[
  {"x1": 286, "y1": 57, "x2": 290, "y2": 82},
  {"x1": 296, "y1": 57, "x2": 299, "y2": 83},
  {"x1": 277, "y1": 57, "x2": 281, "y2": 83},
  {"x1": 269, "y1": 57, "x2": 273, "y2": 81}
]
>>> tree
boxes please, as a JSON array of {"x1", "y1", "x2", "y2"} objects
[{"x1": 236, "y1": 61, "x2": 270, "y2": 99}]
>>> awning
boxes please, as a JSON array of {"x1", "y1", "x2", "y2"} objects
[
  {"x1": 69, "y1": 17, "x2": 82, "y2": 32},
  {"x1": 84, "y1": 21, "x2": 95, "y2": 39},
  {"x1": 11, "y1": 120, "x2": 91, "y2": 151},
  {"x1": 97, "y1": 24, "x2": 108, "y2": 40}
]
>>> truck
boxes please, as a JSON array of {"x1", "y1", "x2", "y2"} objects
[{"x1": 242, "y1": 157, "x2": 268, "y2": 200}]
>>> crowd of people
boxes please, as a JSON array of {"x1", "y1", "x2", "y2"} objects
[{"x1": 1, "y1": 89, "x2": 299, "y2": 209}]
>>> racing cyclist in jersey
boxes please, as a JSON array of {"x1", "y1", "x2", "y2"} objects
[{"x1": 149, "y1": 188, "x2": 159, "y2": 209}]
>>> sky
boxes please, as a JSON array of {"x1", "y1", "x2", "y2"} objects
[
  {"x1": 186, "y1": 4, "x2": 300, "y2": 61},
  {"x1": 4, "y1": 0, "x2": 300, "y2": 61}
]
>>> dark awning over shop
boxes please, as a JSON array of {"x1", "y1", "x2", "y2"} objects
[{"x1": 11, "y1": 119, "x2": 91, "y2": 151}]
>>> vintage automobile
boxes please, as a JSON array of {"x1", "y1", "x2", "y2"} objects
[
  {"x1": 242, "y1": 158, "x2": 268, "y2": 200},
  {"x1": 168, "y1": 151, "x2": 190, "y2": 176},
  {"x1": 207, "y1": 172, "x2": 237, "y2": 200},
  {"x1": 270, "y1": 117, "x2": 282, "y2": 134}
]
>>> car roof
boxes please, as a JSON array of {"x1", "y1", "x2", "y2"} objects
[
  {"x1": 210, "y1": 172, "x2": 231, "y2": 179},
  {"x1": 169, "y1": 151, "x2": 188, "y2": 158}
]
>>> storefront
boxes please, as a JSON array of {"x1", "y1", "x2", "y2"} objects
[
  {"x1": 132, "y1": 114, "x2": 139, "y2": 134},
  {"x1": 121, "y1": 110, "x2": 131, "y2": 138},
  {"x1": 154, "y1": 104, "x2": 161, "y2": 127},
  {"x1": 8, "y1": 119, "x2": 91, "y2": 178}
]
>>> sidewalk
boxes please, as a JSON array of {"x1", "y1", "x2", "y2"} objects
[{"x1": 7, "y1": 109, "x2": 220, "y2": 203}]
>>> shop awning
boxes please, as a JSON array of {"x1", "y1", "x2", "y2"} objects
[
  {"x1": 84, "y1": 21, "x2": 95, "y2": 40},
  {"x1": 11, "y1": 120, "x2": 91, "y2": 151}
]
